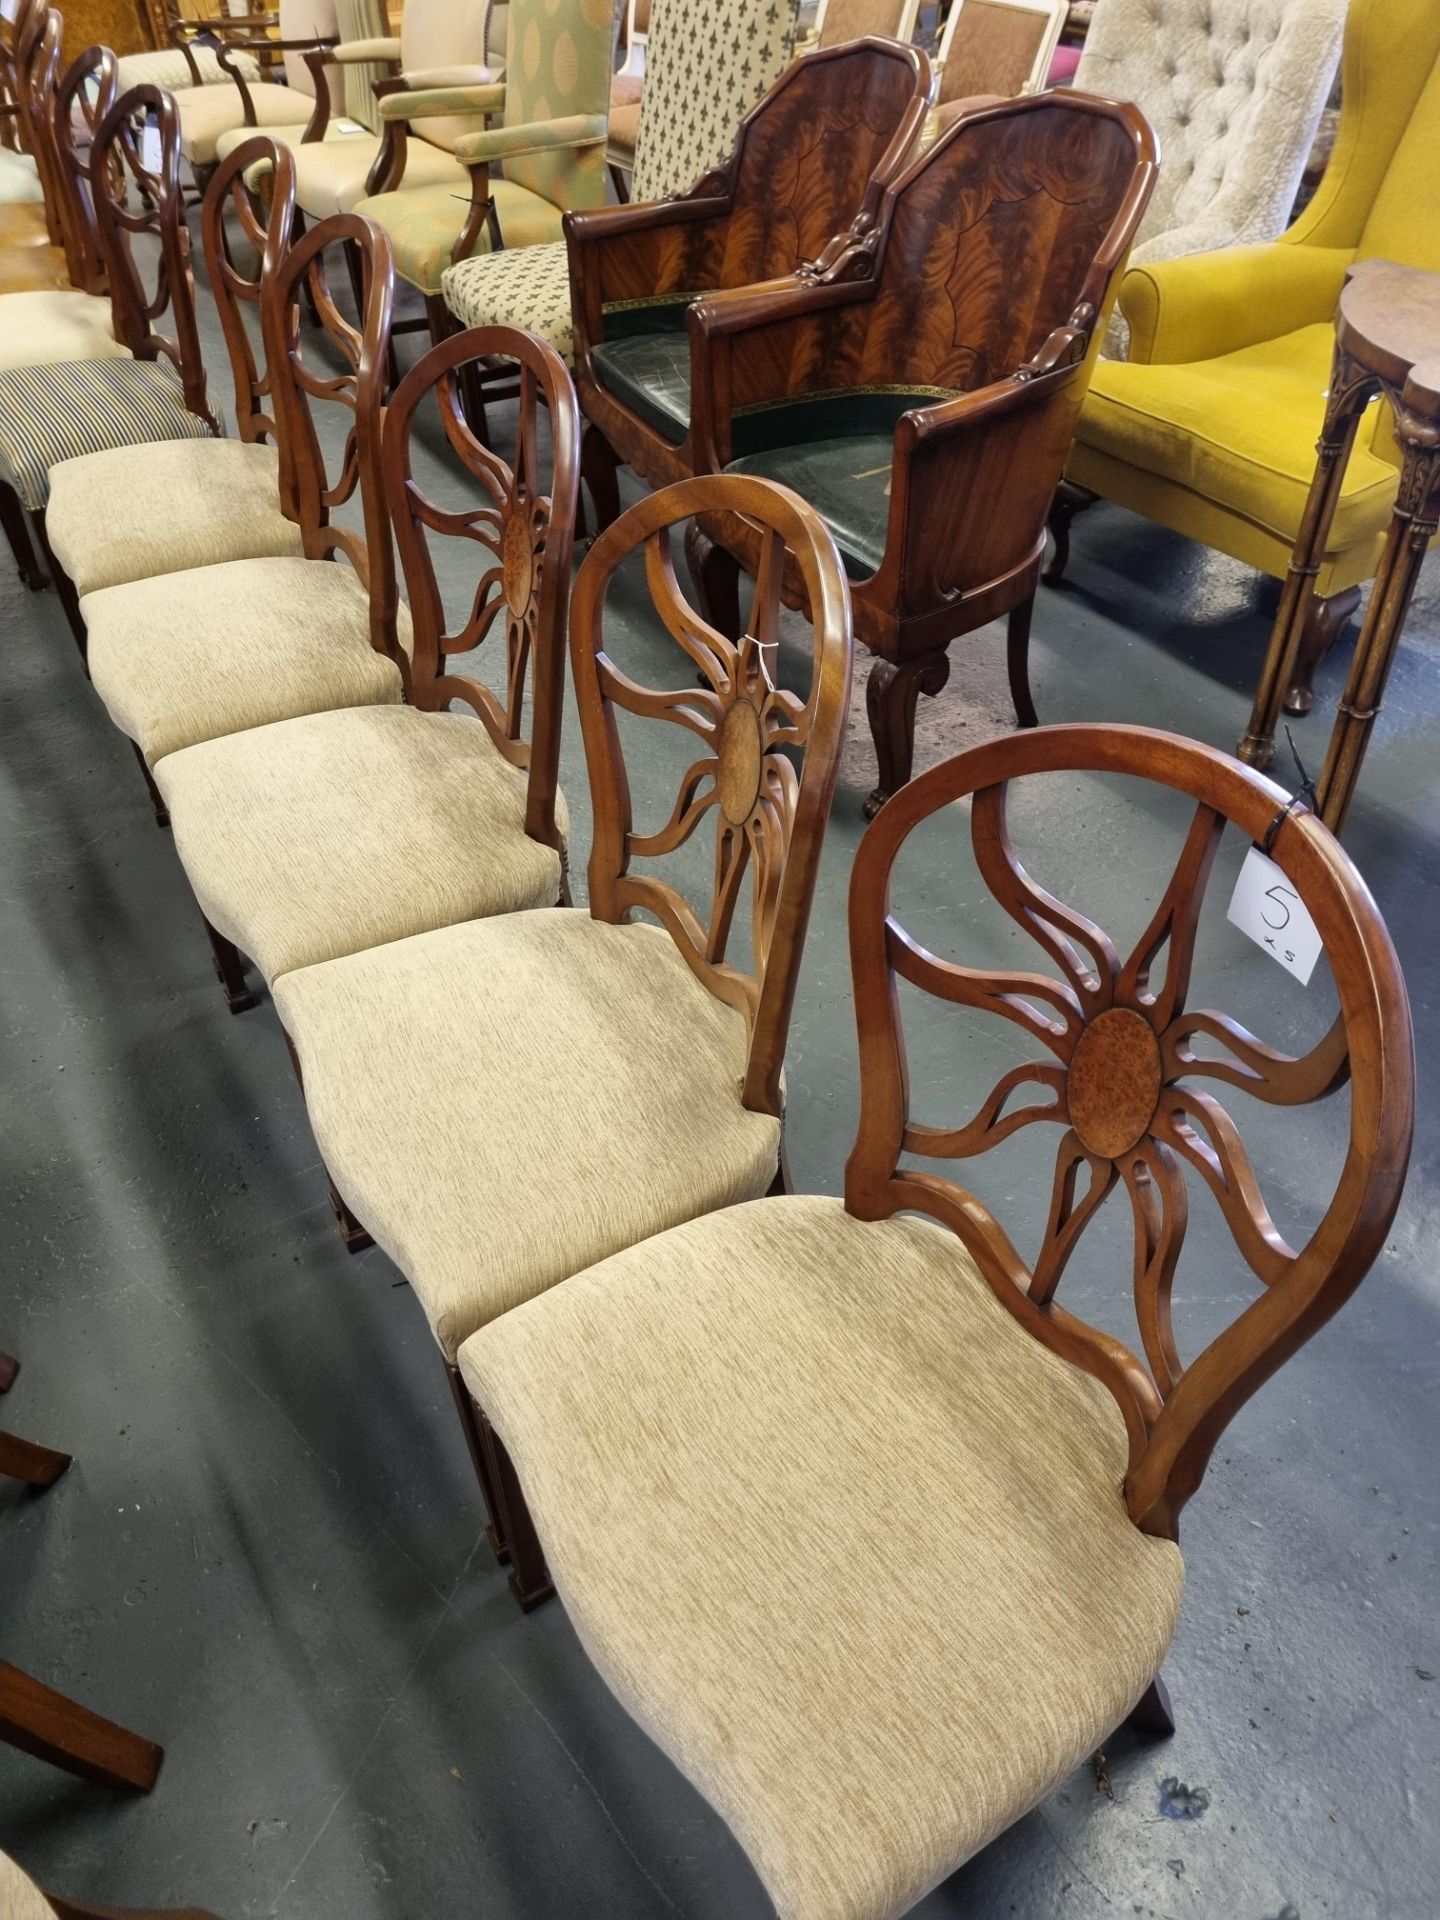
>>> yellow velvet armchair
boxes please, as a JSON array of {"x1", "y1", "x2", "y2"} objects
[{"x1": 1050, "y1": 0, "x2": 1440, "y2": 714}]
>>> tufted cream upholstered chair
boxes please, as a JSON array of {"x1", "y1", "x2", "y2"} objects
[
  {"x1": 1075, "y1": 0, "x2": 1346, "y2": 356},
  {"x1": 441, "y1": 0, "x2": 802, "y2": 366}
]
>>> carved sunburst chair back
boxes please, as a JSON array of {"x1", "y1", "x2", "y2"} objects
[
  {"x1": 89, "y1": 86, "x2": 217, "y2": 436},
  {"x1": 570, "y1": 473, "x2": 854, "y2": 1117},
  {"x1": 201, "y1": 137, "x2": 299, "y2": 462},
  {"x1": 261, "y1": 210, "x2": 400, "y2": 670},
  {"x1": 845, "y1": 723, "x2": 1414, "y2": 1540},
  {"x1": 47, "y1": 43, "x2": 117, "y2": 296},
  {"x1": 383, "y1": 325, "x2": 581, "y2": 856}
]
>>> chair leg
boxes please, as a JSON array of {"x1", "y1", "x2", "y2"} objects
[
  {"x1": 444, "y1": 1363, "x2": 510, "y2": 1566},
  {"x1": 1125, "y1": 1672, "x2": 1175, "y2": 1740},
  {"x1": 198, "y1": 915, "x2": 257, "y2": 1015},
  {"x1": 0, "y1": 1429, "x2": 72, "y2": 1488},
  {"x1": 481, "y1": 1418, "x2": 554, "y2": 1613},
  {"x1": 683, "y1": 522, "x2": 742, "y2": 639},
  {"x1": 0, "y1": 1662, "x2": 163, "y2": 1792},
  {"x1": 30, "y1": 510, "x2": 86, "y2": 659},
  {"x1": 608, "y1": 162, "x2": 630, "y2": 203},
  {"x1": 327, "y1": 1179, "x2": 374, "y2": 1255},
  {"x1": 863, "y1": 648, "x2": 951, "y2": 820},
  {"x1": 1284, "y1": 584, "x2": 1361, "y2": 718},
  {"x1": 581, "y1": 421, "x2": 622, "y2": 538},
  {"x1": 1043, "y1": 479, "x2": 1095, "y2": 586},
  {"x1": 1006, "y1": 592, "x2": 1038, "y2": 729},
  {"x1": 1, "y1": 478, "x2": 46, "y2": 590},
  {"x1": 131, "y1": 744, "x2": 169, "y2": 828},
  {"x1": 0, "y1": 1350, "x2": 18, "y2": 1393},
  {"x1": 46, "y1": 1895, "x2": 223, "y2": 1920}
]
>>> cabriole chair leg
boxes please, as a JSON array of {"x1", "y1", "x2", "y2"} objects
[
  {"x1": 131, "y1": 744, "x2": 169, "y2": 827},
  {"x1": 1, "y1": 479, "x2": 46, "y2": 590},
  {"x1": 1286, "y1": 583, "x2": 1362, "y2": 717},
  {"x1": 444, "y1": 1363, "x2": 511, "y2": 1565},
  {"x1": 30, "y1": 509, "x2": 86, "y2": 657},
  {"x1": 200, "y1": 914, "x2": 257, "y2": 1014},
  {"x1": 863, "y1": 647, "x2": 951, "y2": 819},
  {"x1": 1043, "y1": 479, "x2": 1096, "y2": 585},
  {"x1": 581, "y1": 420, "x2": 622, "y2": 537},
  {"x1": 482, "y1": 1418, "x2": 554, "y2": 1613},
  {"x1": 0, "y1": 1429, "x2": 72, "y2": 1488},
  {"x1": 1007, "y1": 593, "x2": 1039, "y2": 729},
  {"x1": 327, "y1": 1179, "x2": 374, "y2": 1255}
]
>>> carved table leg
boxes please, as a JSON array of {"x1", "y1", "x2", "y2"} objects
[
  {"x1": 581, "y1": 421, "x2": 622, "y2": 538},
  {"x1": 683, "y1": 522, "x2": 742, "y2": 640},
  {"x1": 445, "y1": 1362, "x2": 510, "y2": 1566},
  {"x1": 1125, "y1": 1672, "x2": 1176, "y2": 1739},
  {"x1": 482, "y1": 1419, "x2": 554, "y2": 1613},
  {"x1": 1315, "y1": 440, "x2": 1440, "y2": 835},
  {"x1": 1, "y1": 478, "x2": 46, "y2": 590},
  {"x1": 1006, "y1": 591, "x2": 1039, "y2": 729},
  {"x1": 1238, "y1": 346, "x2": 1374, "y2": 766},
  {"x1": 1043, "y1": 480, "x2": 1096, "y2": 586},
  {"x1": 200, "y1": 915, "x2": 257, "y2": 1015},
  {"x1": 0, "y1": 1350, "x2": 17, "y2": 1393},
  {"x1": 0, "y1": 1662, "x2": 163, "y2": 1791},
  {"x1": 864, "y1": 648, "x2": 951, "y2": 819},
  {"x1": 0, "y1": 1429, "x2": 72, "y2": 1488},
  {"x1": 1285, "y1": 585, "x2": 1362, "y2": 719}
]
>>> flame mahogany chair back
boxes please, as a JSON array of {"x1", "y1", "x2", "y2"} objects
[
  {"x1": 0, "y1": 83, "x2": 220, "y2": 594},
  {"x1": 670, "y1": 89, "x2": 1157, "y2": 816},
  {"x1": 42, "y1": 138, "x2": 301, "y2": 639},
  {"x1": 153, "y1": 324, "x2": 578, "y2": 1023},
  {"x1": 269, "y1": 472, "x2": 852, "y2": 1609},
  {"x1": 574, "y1": 37, "x2": 932, "y2": 515},
  {"x1": 459, "y1": 722, "x2": 1414, "y2": 1920}
]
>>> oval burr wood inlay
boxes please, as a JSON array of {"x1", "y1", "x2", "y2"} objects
[
  {"x1": 503, "y1": 511, "x2": 536, "y2": 617},
  {"x1": 718, "y1": 699, "x2": 764, "y2": 823},
  {"x1": 1066, "y1": 1007, "x2": 1164, "y2": 1159}
]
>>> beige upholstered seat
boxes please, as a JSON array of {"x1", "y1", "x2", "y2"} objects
[
  {"x1": 287, "y1": 125, "x2": 468, "y2": 214},
  {"x1": 273, "y1": 913, "x2": 782, "y2": 1361},
  {"x1": 0, "y1": 143, "x2": 43, "y2": 203},
  {"x1": 155, "y1": 706, "x2": 569, "y2": 984},
  {"x1": 461, "y1": 1194, "x2": 1186, "y2": 1920},
  {"x1": 45, "y1": 439, "x2": 301, "y2": 596},
  {"x1": 115, "y1": 44, "x2": 264, "y2": 90},
  {"x1": 84, "y1": 557, "x2": 409, "y2": 765},
  {"x1": 0, "y1": 287, "x2": 126, "y2": 371},
  {"x1": 0, "y1": 1849, "x2": 59, "y2": 1920},
  {"x1": 175, "y1": 79, "x2": 327, "y2": 166}
]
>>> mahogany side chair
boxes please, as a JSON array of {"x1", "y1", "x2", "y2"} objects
[
  {"x1": 0, "y1": 20, "x2": 125, "y2": 373},
  {"x1": 46, "y1": 137, "x2": 304, "y2": 627},
  {"x1": 668, "y1": 90, "x2": 1157, "y2": 815},
  {"x1": 272, "y1": 473, "x2": 853, "y2": 1606},
  {"x1": 574, "y1": 36, "x2": 932, "y2": 519},
  {"x1": 0, "y1": 83, "x2": 220, "y2": 594},
  {"x1": 155, "y1": 325, "x2": 579, "y2": 1015},
  {"x1": 460, "y1": 722, "x2": 1415, "y2": 1920},
  {"x1": 84, "y1": 213, "x2": 407, "y2": 862},
  {"x1": 2, "y1": 1847, "x2": 220, "y2": 1919}
]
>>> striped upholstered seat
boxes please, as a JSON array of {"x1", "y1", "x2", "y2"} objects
[{"x1": 0, "y1": 358, "x2": 216, "y2": 511}]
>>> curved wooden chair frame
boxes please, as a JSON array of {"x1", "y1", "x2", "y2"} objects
[
  {"x1": 383, "y1": 323, "x2": 582, "y2": 855},
  {"x1": 45, "y1": 43, "x2": 118, "y2": 296},
  {"x1": 569, "y1": 472, "x2": 854, "y2": 1117},
  {"x1": 10, "y1": 2, "x2": 61, "y2": 243},
  {"x1": 844, "y1": 723, "x2": 1414, "y2": 1538},
  {"x1": 201, "y1": 136, "x2": 298, "y2": 459}
]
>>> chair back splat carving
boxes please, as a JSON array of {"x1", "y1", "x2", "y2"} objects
[
  {"x1": 48, "y1": 43, "x2": 117, "y2": 295},
  {"x1": 383, "y1": 325, "x2": 581, "y2": 852},
  {"x1": 14, "y1": 4, "x2": 61, "y2": 241},
  {"x1": 201, "y1": 138, "x2": 299, "y2": 456},
  {"x1": 570, "y1": 474, "x2": 853, "y2": 1116},
  {"x1": 262, "y1": 211, "x2": 401, "y2": 668},
  {"x1": 845, "y1": 724, "x2": 1414, "y2": 1539},
  {"x1": 89, "y1": 85, "x2": 217, "y2": 434}
]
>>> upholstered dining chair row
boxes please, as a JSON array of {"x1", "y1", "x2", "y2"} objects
[{"x1": 2, "y1": 61, "x2": 1421, "y2": 1920}]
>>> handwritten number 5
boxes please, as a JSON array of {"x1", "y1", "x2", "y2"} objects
[{"x1": 1262, "y1": 884, "x2": 1297, "y2": 932}]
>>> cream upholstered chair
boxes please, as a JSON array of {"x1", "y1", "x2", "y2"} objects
[
  {"x1": 442, "y1": 0, "x2": 802, "y2": 366},
  {"x1": 85, "y1": 216, "x2": 409, "y2": 856},
  {"x1": 460, "y1": 723, "x2": 1415, "y2": 1920},
  {"x1": 351, "y1": 0, "x2": 614, "y2": 341},
  {"x1": 154, "y1": 326, "x2": 579, "y2": 1013},
  {"x1": 170, "y1": 0, "x2": 339, "y2": 183},
  {"x1": 0, "y1": 85, "x2": 219, "y2": 596},
  {"x1": 272, "y1": 473, "x2": 852, "y2": 1605},
  {"x1": 45, "y1": 140, "x2": 304, "y2": 636},
  {"x1": 244, "y1": 0, "x2": 495, "y2": 220},
  {"x1": 1074, "y1": 0, "x2": 1347, "y2": 355}
]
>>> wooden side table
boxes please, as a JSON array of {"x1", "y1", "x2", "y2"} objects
[{"x1": 1239, "y1": 259, "x2": 1440, "y2": 834}]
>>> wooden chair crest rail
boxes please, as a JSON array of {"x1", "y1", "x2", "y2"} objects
[
  {"x1": 847, "y1": 724, "x2": 1414, "y2": 1535},
  {"x1": 573, "y1": 36, "x2": 933, "y2": 518},
  {"x1": 268, "y1": 471, "x2": 851, "y2": 1609},
  {"x1": 669, "y1": 89, "x2": 1157, "y2": 816},
  {"x1": 457, "y1": 722, "x2": 1414, "y2": 1918},
  {"x1": 153, "y1": 322, "x2": 580, "y2": 1029}
]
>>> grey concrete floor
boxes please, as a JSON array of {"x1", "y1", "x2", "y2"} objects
[{"x1": 2, "y1": 232, "x2": 1438, "y2": 1920}]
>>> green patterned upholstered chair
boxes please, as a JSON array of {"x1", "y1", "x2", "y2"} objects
[
  {"x1": 0, "y1": 86, "x2": 218, "y2": 595},
  {"x1": 440, "y1": 0, "x2": 803, "y2": 368},
  {"x1": 352, "y1": 0, "x2": 617, "y2": 343}
]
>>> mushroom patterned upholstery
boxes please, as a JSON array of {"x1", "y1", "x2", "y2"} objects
[{"x1": 1075, "y1": 0, "x2": 1346, "y2": 355}]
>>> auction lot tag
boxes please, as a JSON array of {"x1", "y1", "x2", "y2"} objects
[{"x1": 1227, "y1": 847, "x2": 1323, "y2": 985}]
